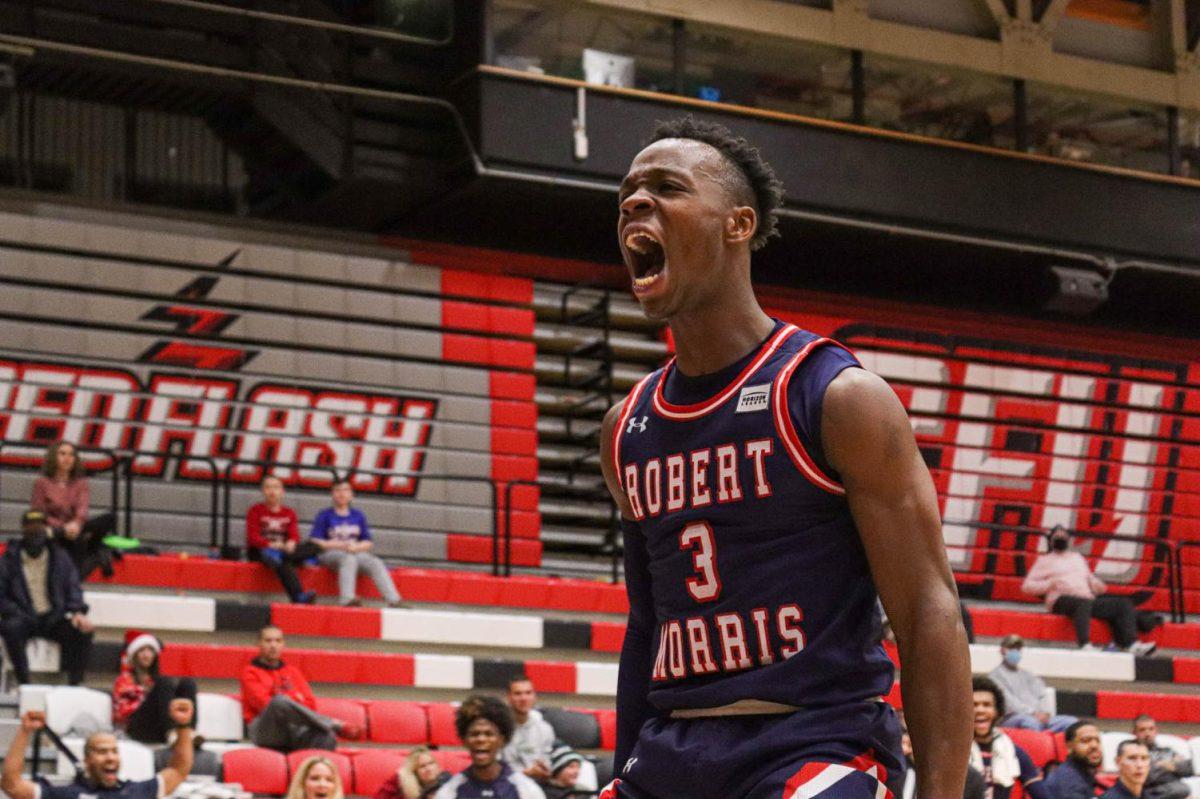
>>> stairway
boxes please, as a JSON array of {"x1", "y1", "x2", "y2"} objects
[{"x1": 530, "y1": 282, "x2": 667, "y2": 578}]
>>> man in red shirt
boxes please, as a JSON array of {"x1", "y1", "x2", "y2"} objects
[
  {"x1": 240, "y1": 625, "x2": 362, "y2": 751},
  {"x1": 245, "y1": 477, "x2": 319, "y2": 604}
]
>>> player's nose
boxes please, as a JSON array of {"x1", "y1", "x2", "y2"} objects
[{"x1": 620, "y1": 190, "x2": 654, "y2": 218}]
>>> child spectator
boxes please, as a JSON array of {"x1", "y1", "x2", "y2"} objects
[
  {"x1": 286, "y1": 755, "x2": 344, "y2": 799},
  {"x1": 542, "y1": 746, "x2": 584, "y2": 799},
  {"x1": 435, "y1": 695, "x2": 544, "y2": 799},
  {"x1": 310, "y1": 481, "x2": 402, "y2": 607},
  {"x1": 374, "y1": 747, "x2": 449, "y2": 799},
  {"x1": 246, "y1": 476, "x2": 318, "y2": 604}
]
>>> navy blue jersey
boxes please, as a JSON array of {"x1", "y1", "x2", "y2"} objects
[
  {"x1": 612, "y1": 322, "x2": 894, "y2": 714},
  {"x1": 35, "y1": 776, "x2": 161, "y2": 799},
  {"x1": 433, "y1": 764, "x2": 545, "y2": 799}
]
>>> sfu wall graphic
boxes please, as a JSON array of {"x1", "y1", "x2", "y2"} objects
[{"x1": 767, "y1": 301, "x2": 1200, "y2": 613}]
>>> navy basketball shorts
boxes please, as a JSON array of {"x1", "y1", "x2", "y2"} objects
[{"x1": 601, "y1": 700, "x2": 905, "y2": 799}]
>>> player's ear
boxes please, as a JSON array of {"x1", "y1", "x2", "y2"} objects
[{"x1": 725, "y1": 205, "x2": 757, "y2": 246}]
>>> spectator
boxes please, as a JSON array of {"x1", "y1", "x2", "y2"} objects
[
  {"x1": 542, "y1": 746, "x2": 584, "y2": 799},
  {"x1": 0, "y1": 510, "x2": 94, "y2": 685},
  {"x1": 240, "y1": 625, "x2": 363, "y2": 752},
  {"x1": 435, "y1": 695, "x2": 545, "y2": 799},
  {"x1": 112, "y1": 631, "x2": 198, "y2": 744},
  {"x1": 32, "y1": 440, "x2": 116, "y2": 579},
  {"x1": 375, "y1": 747, "x2": 450, "y2": 799},
  {"x1": 1, "y1": 702, "x2": 194, "y2": 799},
  {"x1": 310, "y1": 481, "x2": 403, "y2": 608},
  {"x1": 1133, "y1": 714, "x2": 1193, "y2": 799},
  {"x1": 286, "y1": 756, "x2": 343, "y2": 799},
  {"x1": 988, "y1": 634, "x2": 1078, "y2": 732},
  {"x1": 1103, "y1": 741, "x2": 1152, "y2": 799},
  {"x1": 246, "y1": 476, "x2": 318, "y2": 604},
  {"x1": 1044, "y1": 720, "x2": 1103, "y2": 799},
  {"x1": 970, "y1": 676, "x2": 1049, "y2": 799},
  {"x1": 1021, "y1": 525, "x2": 1157, "y2": 655},
  {"x1": 501, "y1": 675, "x2": 555, "y2": 781}
]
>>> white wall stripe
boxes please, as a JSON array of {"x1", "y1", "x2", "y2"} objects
[
  {"x1": 84, "y1": 592, "x2": 216, "y2": 632},
  {"x1": 414, "y1": 654, "x2": 474, "y2": 689},
  {"x1": 381, "y1": 608, "x2": 543, "y2": 649},
  {"x1": 970, "y1": 644, "x2": 1135, "y2": 682},
  {"x1": 575, "y1": 662, "x2": 619, "y2": 697}
]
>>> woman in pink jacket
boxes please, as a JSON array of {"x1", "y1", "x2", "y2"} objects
[
  {"x1": 31, "y1": 441, "x2": 116, "y2": 578},
  {"x1": 1021, "y1": 525, "x2": 1155, "y2": 655}
]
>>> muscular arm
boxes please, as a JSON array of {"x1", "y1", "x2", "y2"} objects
[
  {"x1": 600, "y1": 401, "x2": 658, "y2": 773},
  {"x1": 3, "y1": 713, "x2": 44, "y2": 799},
  {"x1": 158, "y1": 700, "x2": 195, "y2": 795},
  {"x1": 823, "y1": 369, "x2": 971, "y2": 799}
]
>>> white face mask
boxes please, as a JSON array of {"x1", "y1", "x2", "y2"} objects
[{"x1": 1004, "y1": 649, "x2": 1022, "y2": 667}]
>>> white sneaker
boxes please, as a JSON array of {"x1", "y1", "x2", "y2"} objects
[
  {"x1": 1130, "y1": 641, "x2": 1158, "y2": 657},
  {"x1": 1079, "y1": 643, "x2": 1099, "y2": 652}
]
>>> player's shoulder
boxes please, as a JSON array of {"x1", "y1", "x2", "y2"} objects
[{"x1": 433, "y1": 773, "x2": 466, "y2": 798}]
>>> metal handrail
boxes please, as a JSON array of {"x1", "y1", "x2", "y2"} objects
[
  {"x1": 0, "y1": 441, "x2": 122, "y2": 528},
  {"x1": 121, "y1": 451, "x2": 223, "y2": 548},
  {"x1": 217, "y1": 457, "x2": 503, "y2": 572}
]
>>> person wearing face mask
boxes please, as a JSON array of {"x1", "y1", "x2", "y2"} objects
[
  {"x1": 987, "y1": 634, "x2": 1078, "y2": 732},
  {"x1": 1021, "y1": 525, "x2": 1156, "y2": 655},
  {"x1": 0, "y1": 511, "x2": 94, "y2": 684}
]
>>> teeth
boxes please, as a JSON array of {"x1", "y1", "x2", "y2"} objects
[
  {"x1": 625, "y1": 232, "x2": 656, "y2": 253},
  {"x1": 633, "y1": 273, "x2": 660, "y2": 288}
]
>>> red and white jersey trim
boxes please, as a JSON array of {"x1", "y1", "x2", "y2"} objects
[
  {"x1": 782, "y1": 753, "x2": 893, "y2": 799},
  {"x1": 771, "y1": 338, "x2": 846, "y2": 496},
  {"x1": 651, "y1": 325, "x2": 800, "y2": 420},
  {"x1": 612, "y1": 372, "x2": 656, "y2": 479}
]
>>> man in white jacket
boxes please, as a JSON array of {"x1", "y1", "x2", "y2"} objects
[{"x1": 502, "y1": 675, "x2": 556, "y2": 782}]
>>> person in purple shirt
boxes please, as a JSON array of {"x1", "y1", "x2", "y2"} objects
[{"x1": 310, "y1": 480, "x2": 402, "y2": 607}]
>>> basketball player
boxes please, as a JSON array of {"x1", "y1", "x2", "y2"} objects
[{"x1": 599, "y1": 117, "x2": 971, "y2": 799}]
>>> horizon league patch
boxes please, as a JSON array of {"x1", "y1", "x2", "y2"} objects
[
  {"x1": 0, "y1": 357, "x2": 437, "y2": 495},
  {"x1": 735, "y1": 384, "x2": 771, "y2": 413}
]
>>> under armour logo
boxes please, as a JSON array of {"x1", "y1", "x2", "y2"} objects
[
  {"x1": 626, "y1": 416, "x2": 648, "y2": 434},
  {"x1": 623, "y1": 757, "x2": 638, "y2": 774}
]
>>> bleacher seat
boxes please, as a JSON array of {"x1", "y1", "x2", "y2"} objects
[
  {"x1": 2, "y1": 641, "x2": 62, "y2": 690},
  {"x1": 541, "y1": 708, "x2": 600, "y2": 750},
  {"x1": 287, "y1": 749, "x2": 353, "y2": 789},
  {"x1": 430, "y1": 749, "x2": 471, "y2": 774},
  {"x1": 45, "y1": 687, "x2": 112, "y2": 735},
  {"x1": 313, "y1": 697, "x2": 368, "y2": 741},
  {"x1": 425, "y1": 702, "x2": 459, "y2": 747},
  {"x1": 1001, "y1": 727, "x2": 1058, "y2": 769},
  {"x1": 1101, "y1": 731, "x2": 1133, "y2": 773},
  {"x1": 365, "y1": 701, "x2": 428, "y2": 744},
  {"x1": 196, "y1": 693, "x2": 244, "y2": 742},
  {"x1": 351, "y1": 749, "x2": 408, "y2": 796},
  {"x1": 222, "y1": 747, "x2": 289, "y2": 795}
]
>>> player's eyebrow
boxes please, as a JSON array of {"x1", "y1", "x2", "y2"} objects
[{"x1": 619, "y1": 166, "x2": 693, "y2": 199}]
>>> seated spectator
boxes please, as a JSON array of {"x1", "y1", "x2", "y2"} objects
[
  {"x1": 1133, "y1": 714, "x2": 1193, "y2": 799},
  {"x1": 435, "y1": 695, "x2": 545, "y2": 799},
  {"x1": 2, "y1": 702, "x2": 194, "y2": 799},
  {"x1": 32, "y1": 440, "x2": 116, "y2": 579},
  {"x1": 112, "y1": 631, "x2": 198, "y2": 744},
  {"x1": 542, "y1": 746, "x2": 584, "y2": 799},
  {"x1": 502, "y1": 675, "x2": 555, "y2": 781},
  {"x1": 286, "y1": 755, "x2": 344, "y2": 799},
  {"x1": 1021, "y1": 525, "x2": 1156, "y2": 655},
  {"x1": 0, "y1": 510, "x2": 94, "y2": 685},
  {"x1": 247, "y1": 476, "x2": 318, "y2": 604},
  {"x1": 988, "y1": 633, "x2": 1077, "y2": 732},
  {"x1": 310, "y1": 481, "x2": 403, "y2": 607},
  {"x1": 1103, "y1": 741, "x2": 1152, "y2": 799},
  {"x1": 970, "y1": 676, "x2": 1049, "y2": 799},
  {"x1": 374, "y1": 747, "x2": 449, "y2": 799},
  {"x1": 240, "y1": 625, "x2": 362, "y2": 752},
  {"x1": 1044, "y1": 720, "x2": 1103, "y2": 799}
]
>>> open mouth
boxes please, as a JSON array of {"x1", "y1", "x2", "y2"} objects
[{"x1": 624, "y1": 231, "x2": 666, "y2": 289}]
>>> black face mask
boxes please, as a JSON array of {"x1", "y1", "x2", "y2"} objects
[
  {"x1": 1050, "y1": 537, "x2": 1069, "y2": 552},
  {"x1": 21, "y1": 532, "x2": 47, "y2": 557}
]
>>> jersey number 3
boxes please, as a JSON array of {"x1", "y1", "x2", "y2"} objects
[{"x1": 680, "y1": 522, "x2": 722, "y2": 603}]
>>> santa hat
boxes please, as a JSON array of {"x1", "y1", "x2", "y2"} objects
[{"x1": 124, "y1": 630, "x2": 162, "y2": 662}]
